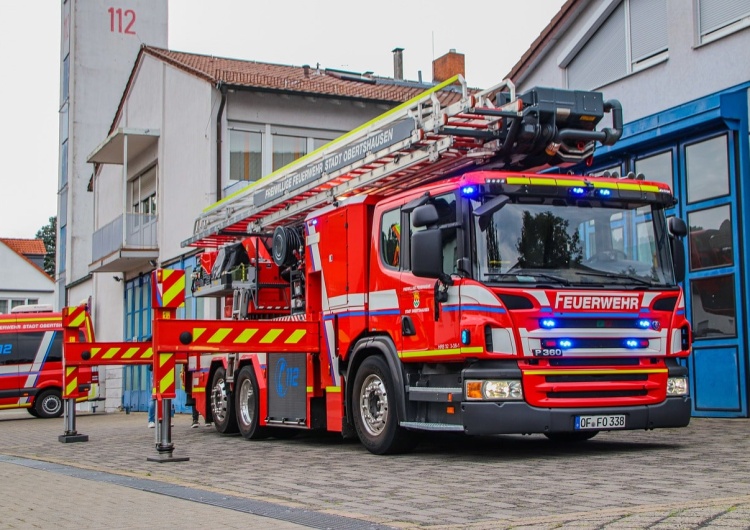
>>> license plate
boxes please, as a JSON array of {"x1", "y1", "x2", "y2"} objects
[{"x1": 575, "y1": 414, "x2": 626, "y2": 430}]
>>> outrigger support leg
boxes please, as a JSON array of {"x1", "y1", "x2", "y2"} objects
[
  {"x1": 58, "y1": 398, "x2": 88, "y2": 443},
  {"x1": 147, "y1": 398, "x2": 189, "y2": 463}
]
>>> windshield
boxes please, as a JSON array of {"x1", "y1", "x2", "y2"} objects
[{"x1": 473, "y1": 197, "x2": 675, "y2": 287}]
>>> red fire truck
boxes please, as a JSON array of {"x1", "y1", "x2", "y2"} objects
[
  {"x1": 64, "y1": 77, "x2": 691, "y2": 455},
  {"x1": 0, "y1": 304, "x2": 97, "y2": 418},
  {"x1": 175, "y1": 78, "x2": 691, "y2": 454}
]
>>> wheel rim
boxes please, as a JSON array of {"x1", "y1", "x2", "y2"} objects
[
  {"x1": 211, "y1": 377, "x2": 229, "y2": 423},
  {"x1": 238, "y1": 378, "x2": 255, "y2": 427},
  {"x1": 41, "y1": 395, "x2": 61, "y2": 416},
  {"x1": 359, "y1": 374, "x2": 388, "y2": 436}
]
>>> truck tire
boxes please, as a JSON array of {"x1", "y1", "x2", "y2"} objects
[
  {"x1": 235, "y1": 365, "x2": 268, "y2": 440},
  {"x1": 352, "y1": 355, "x2": 417, "y2": 455},
  {"x1": 27, "y1": 408, "x2": 39, "y2": 417},
  {"x1": 210, "y1": 367, "x2": 238, "y2": 434},
  {"x1": 34, "y1": 388, "x2": 63, "y2": 418},
  {"x1": 544, "y1": 431, "x2": 598, "y2": 443}
]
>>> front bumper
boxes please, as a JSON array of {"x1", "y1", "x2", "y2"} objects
[{"x1": 461, "y1": 396, "x2": 692, "y2": 435}]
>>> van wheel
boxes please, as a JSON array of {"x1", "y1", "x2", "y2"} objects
[
  {"x1": 34, "y1": 389, "x2": 63, "y2": 418},
  {"x1": 235, "y1": 366, "x2": 268, "y2": 440},
  {"x1": 352, "y1": 356, "x2": 418, "y2": 455},
  {"x1": 210, "y1": 367, "x2": 238, "y2": 434},
  {"x1": 27, "y1": 408, "x2": 39, "y2": 417}
]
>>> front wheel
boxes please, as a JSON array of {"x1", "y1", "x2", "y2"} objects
[
  {"x1": 210, "y1": 366, "x2": 238, "y2": 434},
  {"x1": 544, "y1": 431, "x2": 598, "y2": 443},
  {"x1": 351, "y1": 356, "x2": 418, "y2": 455},
  {"x1": 34, "y1": 389, "x2": 63, "y2": 418},
  {"x1": 235, "y1": 366, "x2": 268, "y2": 440}
]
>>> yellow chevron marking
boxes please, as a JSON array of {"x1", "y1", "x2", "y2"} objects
[
  {"x1": 193, "y1": 328, "x2": 206, "y2": 341},
  {"x1": 123, "y1": 347, "x2": 140, "y2": 359},
  {"x1": 102, "y1": 348, "x2": 120, "y2": 359},
  {"x1": 90, "y1": 347, "x2": 101, "y2": 359},
  {"x1": 208, "y1": 328, "x2": 232, "y2": 343},
  {"x1": 159, "y1": 353, "x2": 173, "y2": 368},
  {"x1": 66, "y1": 377, "x2": 78, "y2": 396},
  {"x1": 141, "y1": 348, "x2": 154, "y2": 359},
  {"x1": 234, "y1": 329, "x2": 258, "y2": 343},
  {"x1": 163, "y1": 276, "x2": 185, "y2": 306},
  {"x1": 260, "y1": 329, "x2": 283, "y2": 344},
  {"x1": 524, "y1": 368, "x2": 668, "y2": 376},
  {"x1": 159, "y1": 370, "x2": 175, "y2": 394},
  {"x1": 284, "y1": 329, "x2": 306, "y2": 344},
  {"x1": 69, "y1": 313, "x2": 85, "y2": 327},
  {"x1": 66, "y1": 367, "x2": 75, "y2": 376}
]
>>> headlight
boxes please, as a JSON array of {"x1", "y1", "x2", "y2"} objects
[
  {"x1": 465, "y1": 380, "x2": 523, "y2": 401},
  {"x1": 667, "y1": 377, "x2": 688, "y2": 396}
]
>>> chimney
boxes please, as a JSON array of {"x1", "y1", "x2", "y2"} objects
[
  {"x1": 302, "y1": 64, "x2": 310, "y2": 78},
  {"x1": 432, "y1": 49, "x2": 465, "y2": 83},
  {"x1": 392, "y1": 47, "x2": 404, "y2": 80}
]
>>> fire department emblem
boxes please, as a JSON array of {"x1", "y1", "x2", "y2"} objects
[{"x1": 413, "y1": 291, "x2": 420, "y2": 308}]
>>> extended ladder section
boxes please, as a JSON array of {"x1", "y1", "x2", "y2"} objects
[{"x1": 184, "y1": 76, "x2": 623, "y2": 249}]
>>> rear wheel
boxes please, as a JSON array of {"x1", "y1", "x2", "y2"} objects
[
  {"x1": 34, "y1": 389, "x2": 63, "y2": 419},
  {"x1": 210, "y1": 367, "x2": 238, "y2": 434},
  {"x1": 235, "y1": 366, "x2": 268, "y2": 440},
  {"x1": 352, "y1": 356, "x2": 418, "y2": 455},
  {"x1": 544, "y1": 431, "x2": 598, "y2": 443}
]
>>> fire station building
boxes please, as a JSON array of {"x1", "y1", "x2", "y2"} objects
[{"x1": 509, "y1": 0, "x2": 750, "y2": 418}]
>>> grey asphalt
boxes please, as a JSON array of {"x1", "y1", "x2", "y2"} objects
[{"x1": 0, "y1": 409, "x2": 748, "y2": 529}]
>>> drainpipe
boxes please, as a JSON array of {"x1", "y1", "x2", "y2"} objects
[
  {"x1": 215, "y1": 83, "x2": 228, "y2": 320},
  {"x1": 216, "y1": 83, "x2": 228, "y2": 205}
]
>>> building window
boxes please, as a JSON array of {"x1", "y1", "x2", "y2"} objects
[
  {"x1": 685, "y1": 135, "x2": 729, "y2": 203},
  {"x1": 0, "y1": 300, "x2": 6, "y2": 314},
  {"x1": 58, "y1": 225, "x2": 66, "y2": 274},
  {"x1": 130, "y1": 166, "x2": 157, "y2": 214},
  {"x1": 60, "y1": 140, "x2": 68, "y2": 189},
  {"x1": 698, "y1": 0, "x2": 750, "y2": 43},
  {"x1": 635, "y1": 151, "x2": 673, "y2": 191},
  {"x1": 566, "y1": 0, "x2": 668, "y2": 90},
  {"x1": 273, "y1": 134, "x2": 307, "y2": 171},
  {"x1": 230, "y1": 129, "x2": 262, "y2": 182},
  {"x1": 688, "y1": 205, "x2": 733, "y2": 271},
  {"x1": 690, "y1": 274, "x2": 736, "y2": 339}
]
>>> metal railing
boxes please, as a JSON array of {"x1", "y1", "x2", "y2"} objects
[{"x1": 92, "y1": 213, "x2": 158, "y2": 262}]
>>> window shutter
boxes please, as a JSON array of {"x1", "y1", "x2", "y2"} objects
[
  {"x1": 700, "y1": 0, "x2": 750, "y2": 36},
  {"x1": 568, "y1": 2, "x2": 627, "y2": 89},
  {"x1": 630, "y1": 0, "x2": 668, "y2": 63}
]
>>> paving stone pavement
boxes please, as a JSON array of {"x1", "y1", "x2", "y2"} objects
[{"x1": 0, "y1": 410, "x2": 749, "y2": 529}]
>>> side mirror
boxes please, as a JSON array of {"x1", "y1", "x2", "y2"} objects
[
  {"x1": 668, "y1": 217, "x2": 687, "y2": 283},
  {"x1": 412, "y1": 204, "x2": 438, "y2": 228},
  {"x1": 411, "y1": 228, "x2": 443, "y2": 278},
  {"x1": 669, "y1": 217, "x2": 687, "y2": 238}
]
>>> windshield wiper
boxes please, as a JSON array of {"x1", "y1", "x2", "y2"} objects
[
  {"x1": 484, "y1": 271, "x2": 570, "y2": 285},
  {"x1": 574, "y1": 270, "x2": 657, "y2": 286}
]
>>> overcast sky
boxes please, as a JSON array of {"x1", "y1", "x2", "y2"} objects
[{"x1": 0, "y1": 0, "x2": 566, "y2": 239}]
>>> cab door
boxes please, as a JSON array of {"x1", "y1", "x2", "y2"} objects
[
  {"x1": 0, "y1": 331, "x2": 20, "y2": 409},
  {"x1": 399, "y1": 192, "x2": 462, "y2": 358}
]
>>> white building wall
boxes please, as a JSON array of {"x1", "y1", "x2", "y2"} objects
[
  {"x1": 59, "y1": 0, "x2": 167, "y2": 309},
  {"x1": 516, "y1": 0, "x2": 750, "y2": 122},
  {"x1": 160, "y1": 65, "x2": 215, "y2": 262},
  {"x1": 0, "y1": 244, "x2": 54, "y2": 306}
]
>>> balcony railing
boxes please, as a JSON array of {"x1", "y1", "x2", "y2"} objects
[{"x1": 92, "y1": 213, "x2": 158, "y2": 263}]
